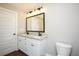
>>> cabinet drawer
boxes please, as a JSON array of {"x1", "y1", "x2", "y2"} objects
[{"x1": 26, "y1": 38, "x2": 40, "y2": 44}]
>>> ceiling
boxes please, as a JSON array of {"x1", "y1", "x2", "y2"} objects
[{"x1": 0, "y1": 3, "x2": 45, "y2": 13}]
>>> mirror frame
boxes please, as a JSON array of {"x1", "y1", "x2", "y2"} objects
[{"x1": 26, "y1": 13, "x2": 45, "y2": 33}]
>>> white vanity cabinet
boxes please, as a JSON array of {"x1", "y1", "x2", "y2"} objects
[
  {"x1": 18, "y1": 35, "x2": 47, "y2": 56},
  {"x1": 25, "y1": 38, "x2": 40, "y2": 56}
]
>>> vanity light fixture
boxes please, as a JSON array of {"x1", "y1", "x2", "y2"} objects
[
  {"x1": 37, "y1": 7, "x2": 42, "y2": 10},
  {"x1": 27, "y1": 7, "x2": 43, "y2": 14},
  {"x1": 29, "y1": 11, "x2": 32, "y2": 13}
]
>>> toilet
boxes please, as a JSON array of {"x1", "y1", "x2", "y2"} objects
[{"x1": 56, "y1": 42, "x2": 72, "y2": 56}]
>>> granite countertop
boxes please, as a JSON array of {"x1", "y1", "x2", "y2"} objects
[{"x1": 17, "y1": 33, "x2": 48, "y2": 41}]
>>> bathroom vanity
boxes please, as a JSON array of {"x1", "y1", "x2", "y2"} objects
[
  {"x1": 17, "y1": 33, "x2": 47, "y2": 56},
  {"x1": 17, "y1": 12, "x2": 46, "y2": 56}
]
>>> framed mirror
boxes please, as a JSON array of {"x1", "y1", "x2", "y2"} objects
[{"x1": 26, "y1": 13, "x2": 45, "y2": 35}]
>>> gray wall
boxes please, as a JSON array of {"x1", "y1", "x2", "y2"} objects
[{"x1": 45, "y1": 3, "x2": 79, "y2": 56}]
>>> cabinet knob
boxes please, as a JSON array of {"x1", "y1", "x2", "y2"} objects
[
  {"x1": 13, "y1": 33, "x2": 16, "y2": 35},
  {"x1": 31, "y1": 44, "x2": 34, "y2": 46}
]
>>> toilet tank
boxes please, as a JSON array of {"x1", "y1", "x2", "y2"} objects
[{"x1": 56, "y1": 42, "x2": 72, "y2": 56}]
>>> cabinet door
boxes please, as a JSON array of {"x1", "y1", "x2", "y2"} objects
[
  {"x1": 30, "y1": 42, "x2": 40, "y2": 56},
  {"x1": 18, "y1": 36, "x2": 25, "y2": 51},
  {"x1": 25, "y1": 38, "x2": 40, "y2": 56},
  {"x1": 24, "y1": 38, "x2": 32, "y2": 55}
]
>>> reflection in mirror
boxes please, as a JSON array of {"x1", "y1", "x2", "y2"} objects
[{"x1": 26, "y1": 13, "x2": 45, "y2": 35}]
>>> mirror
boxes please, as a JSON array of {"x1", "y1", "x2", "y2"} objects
[{"x1": 26, "y1": 13, "x2": 45, "y2": 35}]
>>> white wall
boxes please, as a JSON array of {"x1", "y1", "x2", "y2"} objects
[
  {"x1": 45, "y1": 3, "x2": 79, "y2": 56},
  {"x1": 17, "y1": 12, "x2": 26, "y2": 33}
]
